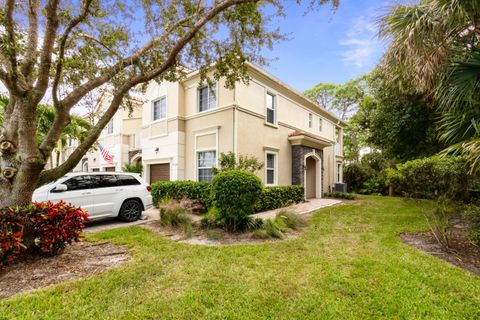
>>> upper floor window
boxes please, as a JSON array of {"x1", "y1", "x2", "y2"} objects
[
  {"x1": 198, "y1": 84, "x2": 216, "y2": 112},
  {"x1": 265, "y1": 152, "x2": 277, "y2": 185},
  {"x1": 266, "y1": 92, "x2": 276, "y2": 124},
  {"x1": 197, "y1": 150, "x2": 216, "y2": 182},
  {"x1": 106, "y1": 118, "x2": 114, "y2": 134},
  {"x1": 319, "y1": 118, "x2": 323, "y2": 132},
  {"x1": 153, "y1": 97, "x2": 167, "y2": 121},
  {"x1": 308, "y1": 113, "x2": 313, "y2": 128}
]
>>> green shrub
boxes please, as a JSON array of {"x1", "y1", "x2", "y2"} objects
[
  {"x1": 200, "y1": 207, "x2": 221, "y2": 229},
  {"x1": 324, "y1": 192, "x2": 357, "y2": 200},
  {"x1": 424, "y1": 196, "x2": 453, "y2": 249},
  {"x1": 151, "y1": 181, "x2": 212, "y2": 209},
  {"x1": 396, "y1": 156, "x2": 468, "y2": 200},
  {"x1": 212, "y1": 152, "x2": 264, "y2": 174},
  {"x1": 211, "y1": 170, "x2": 263, "y2": 232},
  {"x1": 360, "y1": 172, "x2": 387, "y2": 195},
  {"x1": 463, "y1": 204, "x2": 480, "y2": 245},
  {"x1": 344, "y1": 162, "x2": 374, "y2": 193},
  {"x1": 254, "y1": 185, "x2": 304, "y2": 212},
  {"x1": 275, "y1": 211, "x2": 307, "y2": 229},
  {"x1": 122, "y1": 162, "x2": 143, "y2": 174},
  {"x1": 159, "y1": 200, "x2": 193, "y2": 237}
]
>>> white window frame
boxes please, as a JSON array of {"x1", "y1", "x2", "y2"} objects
[
  {"x1": 106, "y1": 118, "x2": 114, "y2": 134},
  {"x1": 308, "y1": 113, "x2": 313, "y2": 128},
  {"x1": 197, "y1": 83, "x2": 217, "y2": 113},
  {"x1": 196, "y1": 150, "x2": 217, "y2": 182},
  {"x1": 265, "y1": 92, "x2": 277, "y2": 125},
  {"x1": 265, "y1": 151, "x2": 278, "y2": 186},
  {"x1": 152, "y1": 96, "x2": 167, "y2": 122}
]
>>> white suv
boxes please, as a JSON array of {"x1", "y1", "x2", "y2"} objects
[{"x1": 32, "y1": 172, "x2": 153, "y2": 222}]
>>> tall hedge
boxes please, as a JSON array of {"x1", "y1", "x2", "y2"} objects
[
  {"x1": 254, "y1": 185, "x2": 304, "y2": 212},
  {"x1": 395, "y1": 156, "x2": 468, "y2": 200},
  {"x1": 151, "y1": 181, "x2": 212, "y2": 208}
]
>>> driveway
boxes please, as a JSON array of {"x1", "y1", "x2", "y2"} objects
[{"x1": 84, "y1": 207, "x2": 159, "y2": 233}]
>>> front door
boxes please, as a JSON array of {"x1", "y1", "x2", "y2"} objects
[
  {"x1": 305, "y1": 157, "x2": 317, "y2": 199},
  {"x1": 150, "y1": 163, "x2": 170, "y2": 183}
]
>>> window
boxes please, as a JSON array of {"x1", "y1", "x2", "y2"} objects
[
  {"x1": 62, "y1": 176, "x2": 92, "y2": 191},
  {"x1": 117, "y1": 175, "x2": 141, "y2": 186},
  {"x1": 197, "y1": 150, "x2": 216, "y2": 182},
  {"x1": 106, "y1": 118, "x2": 113, "y2": 134},
  {"x1": 337, "y1": 164, "x2": 342, "y2": 182},
  {"x1": 153, "y1": 97, "x2": 167, "y2": 121},
  {"x1": 198, "y1": 85, "x2": 216, "y2": 112},
  {"x1": 266, "y1": 152, "x2": 276, "y2": 185},
  {"x1": 91, "y1": 175, "x2": 118, "y2": 188},
  {"x1": 266, "y1": 92, "x2": 276, "y2": 124},
  {"x1": 319, "y1": 118, "x2": 323, "y2": 132},
  {"x1": 308, "y1": 113, "x2": 313, "y2": 128}
]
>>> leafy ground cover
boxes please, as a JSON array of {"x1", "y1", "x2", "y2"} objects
[{"x1": 1, "y1": 196, "x2": 479, "y2": 319}]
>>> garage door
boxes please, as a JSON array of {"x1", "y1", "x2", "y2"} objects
[
  {"x1": 150, "y1": 164, "x2": 170, "y2": 183},
  {"x1": 105, "y1": 167, "x2": 115, "y2": 172}
]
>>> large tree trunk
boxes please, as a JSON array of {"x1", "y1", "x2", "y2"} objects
[{"x1": 0, "y1": 97, "x2": 45, "y2": 208}]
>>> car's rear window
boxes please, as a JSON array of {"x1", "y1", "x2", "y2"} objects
[{"x1": 117, "y1": 175, "x2": 141, "y2": 186}]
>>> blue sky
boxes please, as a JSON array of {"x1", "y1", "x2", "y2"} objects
[{"x1": 263, "y1": 0, "x2": 391, "y2": 92}]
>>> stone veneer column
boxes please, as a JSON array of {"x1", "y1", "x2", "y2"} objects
[{"x1": 291, "y1": 145, "x2": 324, "y2": 188}]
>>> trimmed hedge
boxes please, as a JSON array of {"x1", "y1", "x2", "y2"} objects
[
  {"x1": 394, "y1": 156, "x2": 468, "y2": 200},
  {"x1": 151, "y1": 181, "x2": 212, "y2": 208},
  {"x1": 211, "y1": 170, "x2": 263, "y2": 231},
  {"x1": 324, "y1": 192, "x2": 357, "y2": 200},
  {"x1": 254, "y1": 185, "x2": 304, "y2": 212}
]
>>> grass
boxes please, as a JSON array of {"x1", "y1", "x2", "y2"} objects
[{"x1": 1, "y1": 196, "x2": 480, "y2": 319}]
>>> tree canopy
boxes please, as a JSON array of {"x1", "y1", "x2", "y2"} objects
[
  {"x1": 379, "y1": 0, "x2": 480, "y2": 173},
  {"x1": 0, "y1": 0, "x2": 339, "y2": 207}
]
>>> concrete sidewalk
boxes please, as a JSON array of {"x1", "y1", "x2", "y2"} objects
[{"x1": 252, "y1": 198, "x2": 342, "y2": 220}]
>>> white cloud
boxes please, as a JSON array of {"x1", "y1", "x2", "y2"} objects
[{"x1": 340, "y1": 15, "x2": 383, "y2": 68}]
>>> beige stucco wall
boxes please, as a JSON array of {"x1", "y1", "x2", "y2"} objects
[
  {"x1": 182, "y1": 76, "x2": 235, "y2": 117},
  {"x1": 184, "y1": 108, "x2": 234, "y2": 180},
  {"x1": 236, "y1": 110, "x2": 292, "y2": 186}
]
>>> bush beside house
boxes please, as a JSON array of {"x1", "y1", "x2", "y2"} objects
[
  {"x1": 151, "y1": 181, "x2": 305, "y2": 213},
  {"x1": 211, "y1": 170, "x2": 263, "y2": 231}
]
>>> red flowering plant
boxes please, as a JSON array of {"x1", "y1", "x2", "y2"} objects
[
  {"x1": 0, "y1": 207, "x2": 27, "y2": 268},
  {"x1": 28, "y1": 201, "x2": 90, "y2": 255}
]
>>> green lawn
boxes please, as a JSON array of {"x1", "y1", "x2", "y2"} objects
[{"x1": 1, "y1": 196, "x2": 480, "y2": 319}]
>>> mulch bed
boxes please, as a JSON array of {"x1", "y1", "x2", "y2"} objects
[
  {"x1": 142, "y1": 220, "x2": 306, "y2": 246},
  {"x1": 401, "y1": 223, "x2": 480, "y2": 275},
  {"x1": 0, "y1": 241, "x2": 130, "y2": 299}
]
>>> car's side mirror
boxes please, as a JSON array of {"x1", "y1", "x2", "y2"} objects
[{"x1": 52, "y1": 184, "x2": 68, "y2": 192}]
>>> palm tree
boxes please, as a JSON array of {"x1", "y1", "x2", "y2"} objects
[{"x1": 379, "y1": 0, "x2": 480, "y2": 173}]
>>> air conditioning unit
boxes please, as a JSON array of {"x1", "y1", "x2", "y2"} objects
[{"x1": 332, "y1": 183, "x2": 347, "y2": 193}]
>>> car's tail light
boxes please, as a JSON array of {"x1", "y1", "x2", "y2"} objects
[{"x1": 146, "y1": 185, "x2": 152, "y2": 192}]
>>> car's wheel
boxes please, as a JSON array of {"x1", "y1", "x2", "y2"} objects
[{"x1": 119, "y1": 199, "x2": 143, "y2": 222}]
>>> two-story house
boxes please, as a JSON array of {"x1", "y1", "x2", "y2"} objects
[
  {"x1": 85, "y1": 90, "x2": 143, "y2": 172},
  {"x1": 139, "y1": 63, "x2": 346, "y2": 198}
]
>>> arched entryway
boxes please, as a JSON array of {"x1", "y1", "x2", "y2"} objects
[{"x1": 304, "y1": 153, "x2": 322, "y2": 199}]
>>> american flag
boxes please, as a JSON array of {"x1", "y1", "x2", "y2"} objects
[{"x1": 99, "y1": 144, "x2": 114, "y2": 164}]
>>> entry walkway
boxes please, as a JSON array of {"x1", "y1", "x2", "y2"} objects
[{"x1": 252, "y1": 198, "x2": 342, "y2": 220}]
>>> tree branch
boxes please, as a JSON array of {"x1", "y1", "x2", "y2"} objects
[
  {"x1": 3, "y1": 0, "x2": 20, "y2": 94},
  {"x1": 39, "y1": 0, "x2": 259, "y2": 182},
  {"x1": 31, "y1": 0, "x2": 60, "y2": 105},
  {"x1": 20, "y1": 0, "x2": 40, "y2": 83},
  {"x1": 52, "y1": 0, "x2": 94, "y2": 107}
]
